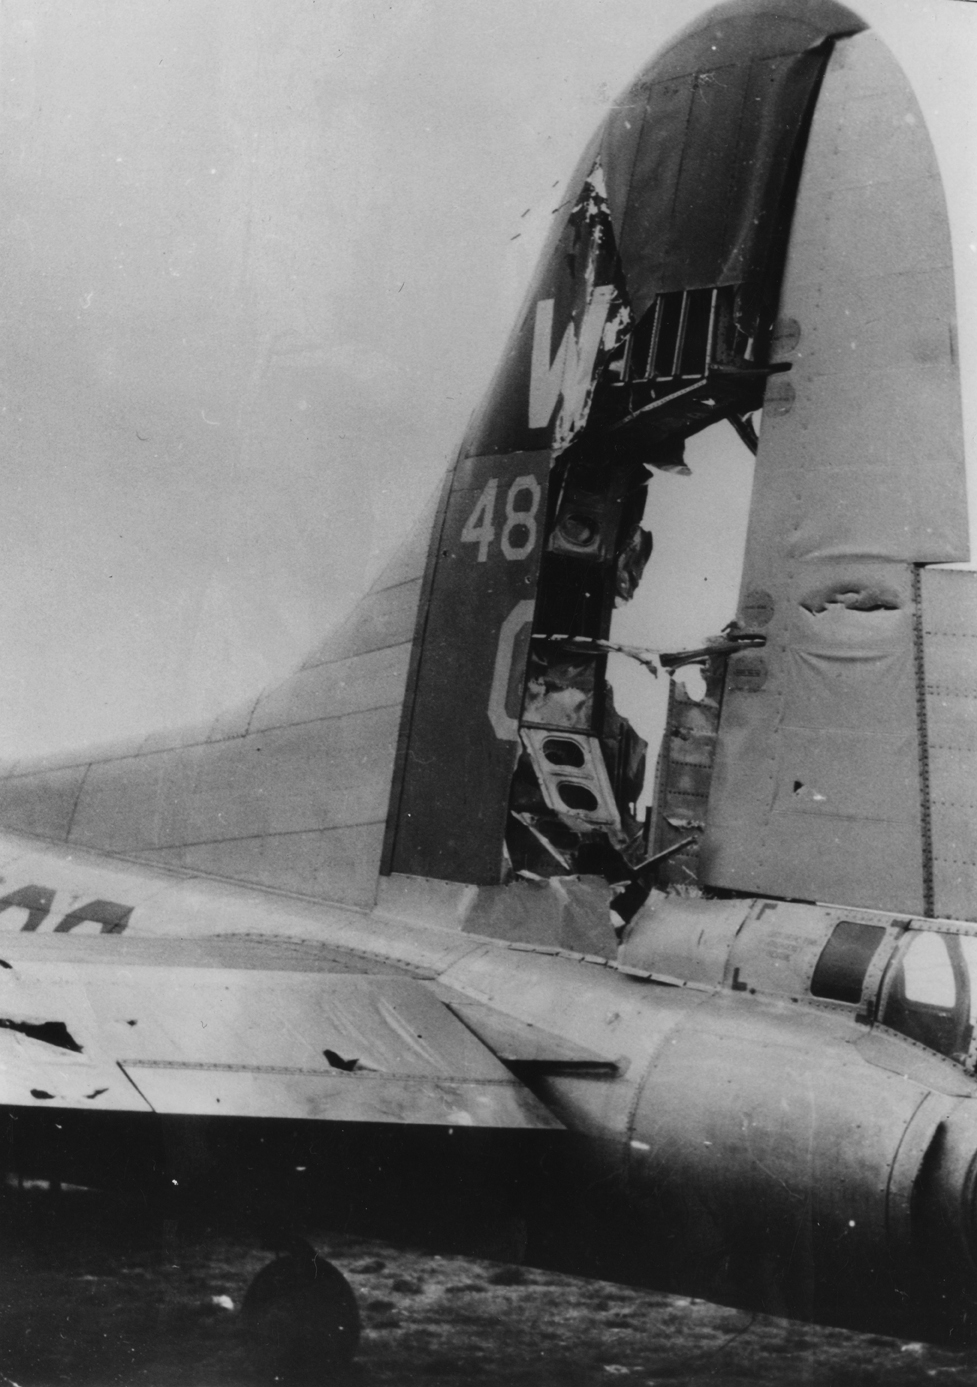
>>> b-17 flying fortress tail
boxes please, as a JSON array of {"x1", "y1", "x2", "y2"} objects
[{"x1": 0, "y1": 0, "x2": 975, "y2": 1368}]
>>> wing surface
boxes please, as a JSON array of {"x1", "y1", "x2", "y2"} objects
[{"x1": 0, "y1": 955, "x2": 561, "y2": 1130}]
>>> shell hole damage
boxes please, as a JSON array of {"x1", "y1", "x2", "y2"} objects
[
  {"x1": 505, "y1": 181, "x2": 779, "y2": 911},
  {"x1": 323, "y1": 1049, "x2": 359, "y2": 1073},
  {"x1": 0, "y1": 1019, "x2": 82, "y2": 1053},
  {"x1": 800, "y1": 583, "x2": 902, "y2": 615}
]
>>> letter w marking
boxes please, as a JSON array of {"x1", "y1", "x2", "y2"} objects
[{"x1": 528, "y1": 285, "x2": 615, "y2": 430}]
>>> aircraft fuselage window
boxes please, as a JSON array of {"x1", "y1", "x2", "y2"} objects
[
  {"x1": 902, "y1": 932, "x2": 956, "y2": 1007},
  {"x1": 810, "y1": 920, "x2": 886, "y2": 1004},
  {"x1": 880, "y1": 931, "x2": 974, "y2": 1063}
]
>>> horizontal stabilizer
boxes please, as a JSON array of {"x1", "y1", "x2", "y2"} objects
[{"x1": 0, "y1": 963, "x2": 562, "y2": 1130}]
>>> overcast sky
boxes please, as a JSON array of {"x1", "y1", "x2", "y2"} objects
[{"x1": 0, "y1": 0, "x2": 974, "y2": 761}]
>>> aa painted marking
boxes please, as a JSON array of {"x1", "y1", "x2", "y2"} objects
[{"x1": 0, "y1": 884, "x2": 133, "y2": 934}]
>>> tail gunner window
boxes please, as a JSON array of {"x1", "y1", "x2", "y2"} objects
[{"x1": 881, "y1": 930, "x2": 977, "y2": 1066}]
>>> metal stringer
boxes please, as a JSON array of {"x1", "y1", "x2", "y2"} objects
[{"x1": 912, "y1": 564, "x2": 935, "y2": 918}]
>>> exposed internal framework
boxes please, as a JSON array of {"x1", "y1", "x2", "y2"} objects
[
  {"x1": 504, "y1": 159, "x2": 773, "y2": 894},
  {"x1": 387, "y1": 0, "x2": 972, "y2": 928},
  {"x1": 387, "y1": 0, "x2": 867, "y2": 901}
]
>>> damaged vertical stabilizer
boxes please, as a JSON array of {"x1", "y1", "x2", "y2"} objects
[
  {"x1": 385, "y1": 0, "x2": 862, "y2": 903},
  {"x1": 702, "y1": 29, "x2": 968, "y2": 915}
]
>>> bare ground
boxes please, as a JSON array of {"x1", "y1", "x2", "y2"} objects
[{"x1": 0, "y1": 1194, "x2": 973, "y2": 1386}]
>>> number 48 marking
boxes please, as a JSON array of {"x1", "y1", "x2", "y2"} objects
[{"x1": 460, "y1": 475, "x2": 542, "y2": 563}]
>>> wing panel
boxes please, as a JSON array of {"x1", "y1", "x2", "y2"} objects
[
  {"x1": 0, "y1": 965, "x2": 560, "y2": 1128},
  {"x1": 0, "y1": 1033, "x2": 149, "y2": 1112},
  {"x1": 118, "y1": 1066, "x2": 556, "y2": 1128},
  {"x1": 85, "y1": 973, "x2": 498, "y2": 1075}
]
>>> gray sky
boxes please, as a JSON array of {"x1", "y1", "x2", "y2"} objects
[{"x1": 0, "y1": 0, "x2": 974, "y2": 760}]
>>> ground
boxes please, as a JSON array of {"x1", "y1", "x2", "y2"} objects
[{"x1": 0, "y1": 1191, "x2": 973, "y2": 1386}]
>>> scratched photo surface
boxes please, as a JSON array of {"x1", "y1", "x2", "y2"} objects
[{"x1": 0, "y1": 2, "x2": 974, "y2": 1384}]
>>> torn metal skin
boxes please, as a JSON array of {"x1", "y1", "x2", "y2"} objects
[{"x1": 503, "y1": 163, "x2": 784, "y2": 920}]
